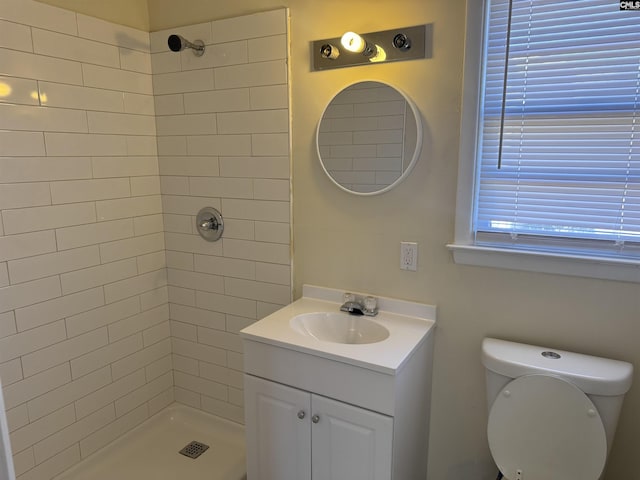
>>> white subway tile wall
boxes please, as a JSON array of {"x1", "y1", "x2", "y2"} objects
[
  {"x1": 0, "y1": 2, "x2": 171, "y2": 478},
  {"x1": 0, "y1": 2, "x2": 290, "y2": 479},
  {"x1": 151, "y1": 8, "x2": 291, "y2": 423}
]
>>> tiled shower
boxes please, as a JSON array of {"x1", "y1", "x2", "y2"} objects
[{"x1": 0, "y1": 1, "x2": 290, "y2": 478}]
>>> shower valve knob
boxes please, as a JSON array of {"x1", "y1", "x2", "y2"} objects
[
  {"x1": 196, "y1": 207, "x2": 224, "y2": 242},
  {"x1": 200, "y1": 218, "x2": 219, "y2": 230}
]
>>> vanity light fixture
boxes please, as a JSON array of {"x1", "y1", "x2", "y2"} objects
[{"x1": 313, "y1": 24, "x2": 430, "y2": 71}]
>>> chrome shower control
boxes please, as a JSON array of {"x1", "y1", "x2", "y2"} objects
[
  {"x1": 196, "y1": 207, "x2": 224, "y2": 242},
  {"x1": 200, "y1": 218, "x2": 219, "y2": 230}
]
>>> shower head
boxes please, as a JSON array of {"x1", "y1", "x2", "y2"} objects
[{"x1": 167, "y1": 34, "x2": 205, "y2": 56}]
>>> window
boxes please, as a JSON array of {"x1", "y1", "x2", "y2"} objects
[{"x1": 451, "y1": 0, "x2": 640, "y2": 282}]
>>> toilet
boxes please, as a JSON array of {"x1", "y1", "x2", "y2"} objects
[{"x1": 482, "y1": 338, "x2": 633, "y2": 480}]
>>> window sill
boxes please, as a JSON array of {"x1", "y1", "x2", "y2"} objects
[{"x1": 447, "y1": 244, "x2": 640, "y2": 283}]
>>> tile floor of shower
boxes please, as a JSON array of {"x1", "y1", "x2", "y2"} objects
[{"x1": 52, "y1": 404, "x2": 246, "y2": 480}]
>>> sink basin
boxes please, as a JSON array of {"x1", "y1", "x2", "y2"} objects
[
  {"x1": 290, "y1": 312, "x2": 390, "y2": 344},
  {"x1": 240, "y1": 286, "x2": 437, "y2": 374}
]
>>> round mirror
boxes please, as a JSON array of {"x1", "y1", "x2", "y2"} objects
[{"x1": 316, "y1": 81, "x2": 422, "y2": 195}]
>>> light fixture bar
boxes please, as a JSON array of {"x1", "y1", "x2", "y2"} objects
[{"x1": 312, "y1": 24, "x2": 430, "y2": 71}]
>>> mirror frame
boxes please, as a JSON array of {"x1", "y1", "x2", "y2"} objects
[{"x1": 315, "y1": 80, "x2": 423, "y2": 196}]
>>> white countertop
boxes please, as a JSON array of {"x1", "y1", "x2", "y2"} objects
[{"x1": 240, "y1": 285, "x2": 437, "y2": 375}]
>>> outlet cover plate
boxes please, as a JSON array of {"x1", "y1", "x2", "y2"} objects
[{"x1": 400, "y1": 242, "x2": 418, "y2": 271}]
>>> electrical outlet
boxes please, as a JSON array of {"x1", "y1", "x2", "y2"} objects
[{"x1": 400, "y1": 242, "x2": 418, "y2": 271}]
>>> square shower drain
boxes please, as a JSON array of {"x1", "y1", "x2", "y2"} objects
[{"x1": 179, "y1": 441, "x2": 210, "y2": 459}]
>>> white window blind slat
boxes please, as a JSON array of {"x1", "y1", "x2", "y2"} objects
[{"x1": 475, "y1": 0, "x2": 640, "y2": 252}]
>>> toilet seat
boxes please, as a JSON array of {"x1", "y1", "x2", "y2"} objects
[{"x1": 487, "y1": 374, "x2": 607, "y2": 480}]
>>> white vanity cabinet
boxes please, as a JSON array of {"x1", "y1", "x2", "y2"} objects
[
  {"x1": 240, "y1": 286, "x2": 437, "y2": 480},
  {"x1": 244, "y1": 375, "x2": 311, "y2": 480},
  {"x1": 245, "y1": 374, "x2": 392, "y2": 480}
]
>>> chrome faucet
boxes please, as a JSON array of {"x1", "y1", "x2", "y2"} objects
[
  {"x1": 340, "y1": 298, "x2": 365, "y2": 316},
  {"x1": 340, "y1": 293, "x2": 378, "y2": 317}
]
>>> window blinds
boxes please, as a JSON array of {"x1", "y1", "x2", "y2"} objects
[{"x1": 475, "y1": 0, "x2": 640, "y2": 254}]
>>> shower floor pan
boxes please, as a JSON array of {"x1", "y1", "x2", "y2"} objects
[{"x1": 54, "y1": 404, "x2": 246, "y2": 480}]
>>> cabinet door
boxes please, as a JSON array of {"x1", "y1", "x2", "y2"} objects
[
  {"x1": 244, "y1": 375, "x2": 311, "y2": 480},
  {"x1": 311, "y1": 394, "x2": 393, "y2": 480}
]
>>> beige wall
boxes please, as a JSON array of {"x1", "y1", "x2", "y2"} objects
[
  {"x1": 31, "y1": 0, "x2": 640, "y2": 478},
  {"x1": 36, "y1": 0, "x2": 150, "y2": 30}
]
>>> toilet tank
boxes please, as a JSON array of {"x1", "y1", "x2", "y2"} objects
[{"x1": 482, "y1": 338, "x2": 633, "y2": 452}]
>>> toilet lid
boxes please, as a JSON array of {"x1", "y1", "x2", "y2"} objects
[{"x1": 488, "y1": 374, "x2": 607, "y2": 480}]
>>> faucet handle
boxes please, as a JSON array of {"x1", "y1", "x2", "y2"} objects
[
  {"x1": 343, "y1": 292, "x2": 355, "y2": 303},
  {"x1": 363, "y1": 296, "x2": 378, "y2": 315}
]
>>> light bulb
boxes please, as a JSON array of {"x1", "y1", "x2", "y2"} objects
[
  {"x1": 320, "y1": 43, "x2": 340, "y2": 60},
  {"x1": 341, "y1": 31, "x2": 366, "y2": 53},
  {"x1": 0, "y1": 82, "x2": 12, "y2": 98},
  {"x1": 368, "y1": 45, "x2": 387, "y2": 63}
]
